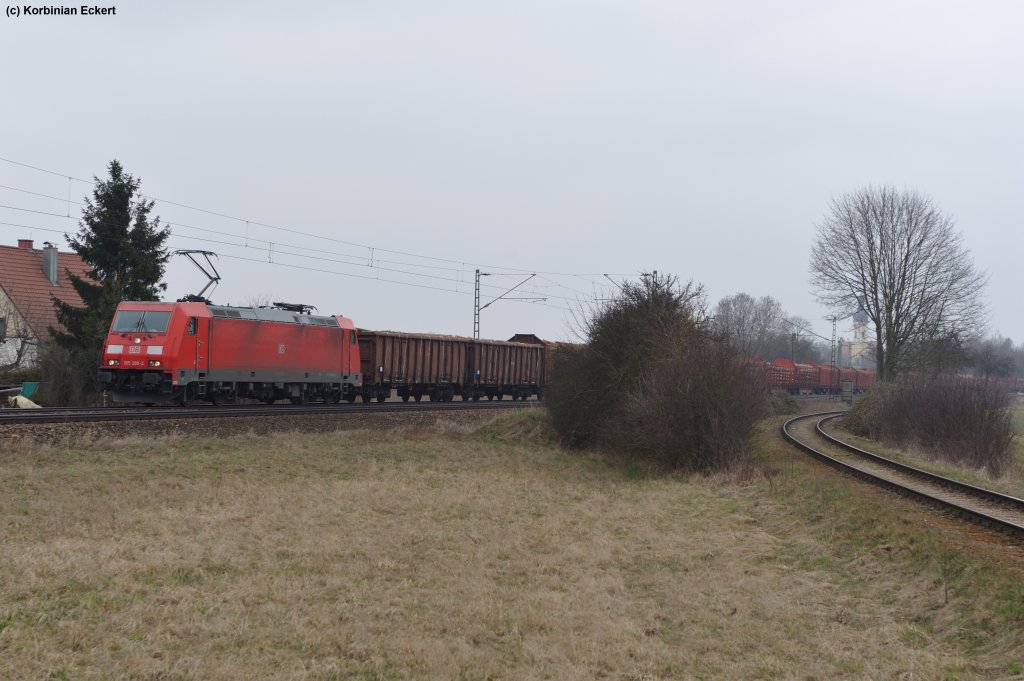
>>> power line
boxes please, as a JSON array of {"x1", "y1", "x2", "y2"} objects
[
  {"x1": 0, "y1": 203, "x2": 583, "y2": 302},
  {"x1": 0, "y1": 155, "x2": 634, "y2": 278},
  {"x1": 781, "y1": 317, "x2": 831, "y2": 343},
  {"x1": 0, "y1": 184, "x2": 83, "y2": 205}
]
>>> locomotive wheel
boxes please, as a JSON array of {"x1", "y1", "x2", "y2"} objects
[
  {"x1": 487, "y1": 395, "x2": 493, "y2": 401},
  {"x1": 345, "y1": 394, "x2": 357, "y2": 404},
  {"x1": 376, "y1": 394, "x2": 386, "y2": 403},
  {"x1": 361, "y1": 394, "x2": 371, "y2": 404}
]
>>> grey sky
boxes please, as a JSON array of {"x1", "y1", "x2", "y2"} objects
[{"x1": 2, "y1": 1, "x2": 1021, "y2": 345}]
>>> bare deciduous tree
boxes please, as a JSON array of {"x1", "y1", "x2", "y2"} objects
[
  {"x1": 0, "y1": 298, "x2": 42, "y2": 371},
  {"x1": 712, "y1": 293, "x2": 784, "y2": 357},
  {"x1": 712, "y1": 295, "x2": 828, "y2": 363},
  {"x1": 967, "y1": 335, "x2": 1018, "y2": 378},
  {"x1": 810, "y1": 186, "x2": 986, "y2": 381}
]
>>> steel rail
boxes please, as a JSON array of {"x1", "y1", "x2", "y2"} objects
[
  {"x1": 781, "y1": 412, "x2": 1024, "y2": 539},
  {"x1": 815, "y1": 415, "x2": 1024, "y2": 512},
  {"x1": 0, "y1": 400, "x2": 538, "y2": 425}
]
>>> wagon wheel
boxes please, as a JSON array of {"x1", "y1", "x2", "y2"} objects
[
  {"x1": 361, "y1": 394, "x2": 371, "y2": 404},
  {"x1": 345, "y1": 393, "x2": 357, "y2": 404},
  {"x1": 376, "y1": 393, "x2": 386, "y2": 403},
  {"x1": 413, "y1": 393, "x2": 422, "y2": 402},
  {"x1": 176, "y1": 385, "x2": 192, "y2": 407},
  {"x1": 401, "y1": 394, "x2": 410, "y2": 402}
]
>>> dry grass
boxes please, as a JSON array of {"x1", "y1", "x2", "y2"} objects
[
  {"x1": 1, "y1": 411, "x2": 1023, "y2": 680},
  {"x1": 834, "y1": 395, "x2": 1024, "y2": 500}
]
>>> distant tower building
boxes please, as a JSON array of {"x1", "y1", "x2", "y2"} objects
[{"x1": 848, "y1": 309, "x2": 874, "y2": 368}]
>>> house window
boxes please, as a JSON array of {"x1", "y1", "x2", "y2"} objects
[{"x1": 0, "y1": 315, "x2": 7, "y2": 340}]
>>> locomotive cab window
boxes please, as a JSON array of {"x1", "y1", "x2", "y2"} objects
[
  {"x1": 188, "y1": 318, "x2": 197, "y2": 336},
  {"x1": 350, "y1": 331, "x2": 357, "y2": 345},
  {"x1": 112, "y1": 310, "x2": 172, "y2": 334}
]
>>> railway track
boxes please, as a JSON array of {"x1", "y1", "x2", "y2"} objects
[
  {"x1": 0, "y1": 400, "x2": 539, "y2": 426},
  {"x1": 782, "y1": 412, "x2": 1024, "y2": 540}
]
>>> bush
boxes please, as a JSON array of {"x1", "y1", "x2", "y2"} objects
[
  {"x1": 844, "y1": 375, "x2": 1015, "y2": 476},
  {"x1": 546, "y1": 273, "x2": 768, "y2": 473},
  {"x1": 770, "y1": 394, "x2": 800, "y2": 415},
  {"x1": 34, "y1": 343, "x2": 102, "y2": 406},
  {"x1": 0, "y1": 366, "x2": 42, "y2": 384}
]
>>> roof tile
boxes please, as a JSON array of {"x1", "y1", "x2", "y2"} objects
[{"x1": 0, "y1": 243, "x2": 90, "y2": 342}]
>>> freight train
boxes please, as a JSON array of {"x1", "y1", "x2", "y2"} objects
[
  {"x1": 752, "y1": 358, "x2": 877, "y2": 395},
  {"x1": 96, "y1": 300, "x2": 546, "y2": 405},
  {"x1": 97, "y1": 300, "x2": 1019, "y2": 406}
]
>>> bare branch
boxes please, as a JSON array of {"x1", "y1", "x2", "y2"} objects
[{"x1": 810, "y1": 186, "x2": 986, "y2": 380}]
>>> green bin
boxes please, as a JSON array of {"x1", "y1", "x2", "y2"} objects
[{"x1": 20, "y1": 382, "x2": 40, "y2": 399}]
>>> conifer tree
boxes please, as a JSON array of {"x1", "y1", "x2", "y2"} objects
[{"x1": 48, "y1": 160, "x2": 170, "y2": 400}]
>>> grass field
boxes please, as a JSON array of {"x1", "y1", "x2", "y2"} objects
[{"x1": 2, "y1": 411, "x2": 1023, "y2": 679}]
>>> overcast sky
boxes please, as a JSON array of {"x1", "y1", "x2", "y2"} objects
[{"x1": 2, "y1": 1, "x2": 1021, "y2": 345}]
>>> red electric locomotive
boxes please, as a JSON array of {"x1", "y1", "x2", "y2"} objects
[{"x1": 97, "y1": 301, "x2": 361, "y2": 404}]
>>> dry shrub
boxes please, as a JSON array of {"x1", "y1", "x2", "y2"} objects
[
  {"x1": 621, "y1": 337, "x2": 767, "y2": 471},
  {"x1": 546, "y1": 273, "x2": 767, "y2": 473},
  {"x1": 33, "y1": 342, "x2": 102, "y2": 406},
  {"x1": 845, "y1": 375, "x2": 1015, "y2": 476}
]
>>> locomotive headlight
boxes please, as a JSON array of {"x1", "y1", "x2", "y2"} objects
[
  {"x1": 134, "y1": 337, "x2": 142, "y2": 344},
  {"x1": 148, "y1": 360, "x2": 162, "y2": 367},
  {"x1": 107, "y1": 359, "x2": 120, "y2": 366}
]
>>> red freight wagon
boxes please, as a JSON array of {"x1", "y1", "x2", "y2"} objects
[
  {"x1": 854, "y1": 368, "x2": 876, "y2": 391},
  {"x1": 769, "y1": 359, "x2": 796, "y2": 392},
  {"x1": 98, "y1": 301, "x2": 360, "y2": 404},
  {"x1": 794, "y1": 363, "x2": 818, "y2": 393},
  {"x1": 815, "y1": 364, "x2": 840, "y2": 393}
]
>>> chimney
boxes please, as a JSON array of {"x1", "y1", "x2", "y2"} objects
[
  {"x1": 18, "y1": 239, "x2": 33, "y2": 249},
  {"x1": 42, "y1": 242, "x2": 58, "y2": 285}
]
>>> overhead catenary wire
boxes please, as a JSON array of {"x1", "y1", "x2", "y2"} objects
[
  {"x1": 0, "y1": 203, "x2": 585, "y2": 303},
  {"x1": 0, "y1": 155, "x2": 634, "y2": 278},
  {"x1": 0, "y1": 220, "x2": 575, "y2": 313}
]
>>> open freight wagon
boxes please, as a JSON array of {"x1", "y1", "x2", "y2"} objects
[{"x1": 357, "y1": 331, "x2": 545, "y2": 402}]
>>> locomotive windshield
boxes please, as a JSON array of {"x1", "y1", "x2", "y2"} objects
[{"x1": 112, "y1": 310, "x2": 172, "y2": 334}]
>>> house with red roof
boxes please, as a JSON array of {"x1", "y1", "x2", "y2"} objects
[{"x1": 0, "y1": 239, "x2": 90, "y2": 368}]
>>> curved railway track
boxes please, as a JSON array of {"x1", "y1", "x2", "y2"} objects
[
  {"x1": 0, "y1": 400, "x2": 539, "y2": 426},
  {"x1": 782, "y1": 411, "x2": 1024, "y2": 540}
]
